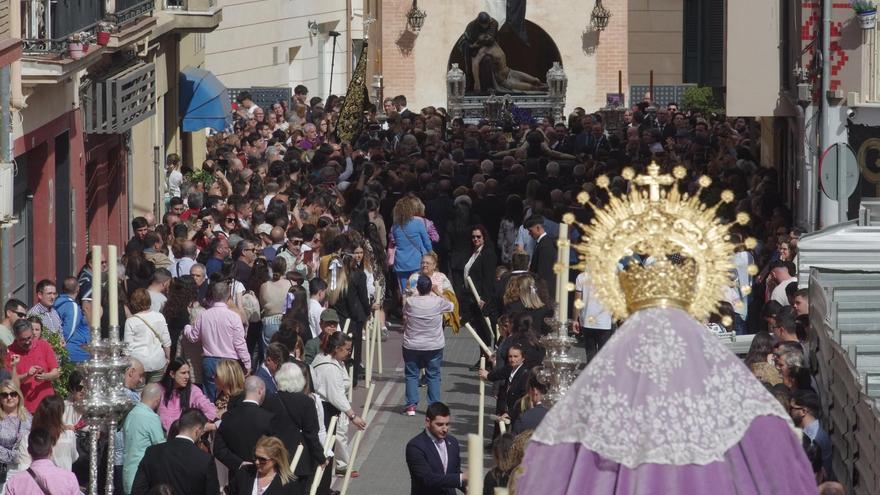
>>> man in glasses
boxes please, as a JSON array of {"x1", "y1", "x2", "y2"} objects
[
  {"x1": 0, "y1": 298, "x2": 27, "y2": 346},
  {"x1": 276, "y1": 227, "x2": 309, "y2": 280},
  {"x1": 8, "y1": 319, "x2": 59, "y2": 412}
]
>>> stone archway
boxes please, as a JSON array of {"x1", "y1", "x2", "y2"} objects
[{"x1": 447, "y1": 20, "x2": 563, "y2": 93}]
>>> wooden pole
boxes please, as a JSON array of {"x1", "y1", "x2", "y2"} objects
[
  {"x1": 376, "y1": 314, "x2": 383, "y2": 374},
  {"x1": 339, "y1": 383, "x2": 376, "y2": 494},
  {"x1": 309, "y1": 416, "x2": 339, "y2": 495},
  {"x1": 467, "y1": 434, "x2": 484, "y2": 494},
  {"x1": 365, "y1": 315, "x2": 372, "y2": 389},
  {"x1": 618, "y1": 70, "x2": 623, "y2": 100},
  {"x1": 289, "y1": 443, "x2": 304, "y2": 472},
  {"x1": 467, "y1": 276, "x2": 495, "y2": 347},
  {"x1": 649, "y1": 70, "x2": 654, "y2": 104},
  {"x1": 464, "y1": 323, "x2": 492, "y2": 357},
  {"x1": 478, "y1": 357, "x2": 485, "y2": 439}
]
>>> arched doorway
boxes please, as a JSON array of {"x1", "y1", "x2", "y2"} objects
[{"x1": 448, "y1": 20, "x2": 562, "y2": 94}]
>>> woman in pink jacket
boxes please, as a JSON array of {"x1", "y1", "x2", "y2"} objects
[{"x1": 157, "y1": 357, "x2": 218, "y2": 432}]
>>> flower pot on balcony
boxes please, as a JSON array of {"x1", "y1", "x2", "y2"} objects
[
  {"x1": 858, "y1": 10, "x2": 877, "y2": 29},
  {"x1": 96, "y1": 31, "x2": 110, "y2": 45},
  {"x1": 68, "y1": 42, "x2": 85, "y2": 59}
]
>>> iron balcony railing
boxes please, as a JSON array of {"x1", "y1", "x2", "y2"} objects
[{"x1": 21, "y1": 0, "x2": 154, "y2": 54}]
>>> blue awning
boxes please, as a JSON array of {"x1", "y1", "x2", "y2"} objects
[{"x1": 179, "y1": 66, "x2": 232, "y2": 132}]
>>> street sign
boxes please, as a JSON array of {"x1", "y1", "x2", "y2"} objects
[{"x1": 820, "y1": 143, "x2": 860, "y2": 201}]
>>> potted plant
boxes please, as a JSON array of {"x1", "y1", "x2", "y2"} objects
[
  {"x1": 852, "y1": 0, "x2": 877, "y2": 29},
  {"x1": 96, "y1": 22, "x2": 111, "y2": 46},
  {"x1": 68, "y1": 32, "x2": 87, "y2": 59}
]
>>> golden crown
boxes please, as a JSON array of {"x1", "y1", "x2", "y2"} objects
[{"x1": 567, "y1": 161, "x2": 756, "y2": 321}]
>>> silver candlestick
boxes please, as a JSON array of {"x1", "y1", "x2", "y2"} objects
[{"x1": 539, "y1": 311, "x2": 581, "y2": 407}]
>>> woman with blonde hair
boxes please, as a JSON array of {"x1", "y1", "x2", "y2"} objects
[
  {"x1": 503, "y1": 274, "x2": 552, "y2": 335},
  {"x1": 228, "y1": 435, "x2": 297, "y2": 494},
  {"x1": 214, "y1": 359, "x2": 245, "y2": 417},
  {"x1": 0, "y1": 380, "x2": 30, "y2": 487}
]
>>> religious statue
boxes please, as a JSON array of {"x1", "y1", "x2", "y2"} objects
[
  {"x1": 471, "y1": 33, "x2": 547, "y2": 93},
  {"x1": 512, "y1": 163, "x2": 817, "y2": 493},
  {"x1": 456, "y1": 11, "x2": 546, "y2": 94}
]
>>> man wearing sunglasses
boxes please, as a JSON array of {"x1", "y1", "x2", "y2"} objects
[{"x1": 0, "y1": 298, "x2": 27, "y2": 346}]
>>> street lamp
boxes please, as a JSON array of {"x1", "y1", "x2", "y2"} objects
[
  {"x1": 406, "y1": 0, "x2": 427, "y2": 32},
  {"x1": 590, "y1": 0, "x2": 612, "y2": 31}
]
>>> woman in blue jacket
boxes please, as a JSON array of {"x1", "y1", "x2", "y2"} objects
[{"x1": 390, "y1": 196, "x2": 433, "y2": 296}]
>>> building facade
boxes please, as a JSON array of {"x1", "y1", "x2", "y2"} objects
[
  {"x1": 0, "y1": 0, "x2": 221, "y2": 303},
  {"x1": 205, "y1": 0, "x2": 361, "y2": 98}
]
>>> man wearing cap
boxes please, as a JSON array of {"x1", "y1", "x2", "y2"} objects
[{"x1": 304, "y1": 309, "x2": 340, "y2": 365}]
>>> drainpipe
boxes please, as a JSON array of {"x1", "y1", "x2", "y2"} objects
[
  {"x1": 1, "y1": 66, "x2": 12, "y2": 300},
  {"x1": 818, "y1": 0, "x2": 839, "y2": 227}
]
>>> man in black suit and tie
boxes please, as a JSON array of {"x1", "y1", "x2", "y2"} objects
[
  {"x1": 131, "y1": 409, "x2": 219, "y2": 495},
  {"x1": 214, "y1": 375, "x2": 275, "y2": 474},
  {"x1": 405, "y1": 402, "x2": 467, "y2": 495},
  {"x1": 525, "y1": 215, "x2": 557, "y2": 300},
  {"x1": 513, "y1": 370, "x2": 549, "y2": 434}
]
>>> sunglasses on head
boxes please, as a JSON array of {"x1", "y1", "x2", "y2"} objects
[{"x1": 0, "y1": 391, "x2": 19, "y2": 399}]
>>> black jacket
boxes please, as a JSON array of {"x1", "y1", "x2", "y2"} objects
[
  {"x1": 466, "y1": 246, "x2": 497, "y2": 310},
  {"x1": 262, "y1": 391, "x2": 326, "y2": 476},
  {"x1": 131, "y1": 437, "x2": 219, "y2": 495},
  {"x1": 513, "y1": 403, "x2": 548, "y2": 434},
  {"x1": 227, "y1": 464, "x2": 301, "y2": 495},
  {"x1": 334, "y1": 269, "x2": 370, "y2": 323},
  {"x1": 530, "y1": 234, "x2": 557, "y2": 300},
  {"x1": 214, "y1": 401, "x2": 275, "y2": 472}
]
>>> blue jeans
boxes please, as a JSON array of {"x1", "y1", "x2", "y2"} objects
[
  {"x1": 202, "y1": 356, "x2": 222, "y2": 402},
  {"x1": 397, "y1": 270, "x2": 417, "y2": 294},
  {"x1": 403, "y1": 347, "x2": 443, "y2": 408}
]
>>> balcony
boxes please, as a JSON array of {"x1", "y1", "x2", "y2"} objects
[
  {"x1": 20, "y1": 0, "x2": 154, "y2": 55},
  {"x1": 152, "y1": 0, "x2": 221, "y2": 38},
  {"x1": 21, "y1": 0, "x2": 104, "y2": 53}
]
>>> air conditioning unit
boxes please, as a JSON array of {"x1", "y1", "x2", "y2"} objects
[{"x1": 0, "y1": 163, "x2": 15, "y2": 227}]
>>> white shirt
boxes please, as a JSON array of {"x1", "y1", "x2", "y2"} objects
[
  {"x1": 124, "y1": 311, "x2": 172, "y2": 372},
  {"x1": 308, "y1": 298, "x2": 324, "y2": 339},
  {"x1": 575, "y1": 271, "x2": 612, "y2": 330},
  {"x1": 172, "y1": 257, "x2": 197, "y2": 278},
  {"x1": 149, "y1": 290, "x2": 167, "y2": 313},
  {"x1": 770, "y1": 277, "x2": 798, "y2": 306},
  {"x1": 167, "y1": 169, "x2": 183, "y2": 197}
]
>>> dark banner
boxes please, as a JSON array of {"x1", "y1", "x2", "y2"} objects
[{"x1": 506, "y1": 0, "x2": 528, "y2": 43}]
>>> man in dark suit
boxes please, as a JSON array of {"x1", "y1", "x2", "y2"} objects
[
  {"x1": 394, "y1": 94, "x2": 415, "y2": 121},
  {"x1": 131, "y1": 409, "x2": 219, "y2": 495},
  {"x1": 525, "y1": 215, "x2": 557, "y2": 299},
  {"x1": 513, "y1": 370, "x2": 549, "y2": 434},
  {"x1": 405, "y1": 402, "x2": 466, "y2": 495},
  {"x1": 214, "y1": 376, "x2": 275, "y2": 473}
]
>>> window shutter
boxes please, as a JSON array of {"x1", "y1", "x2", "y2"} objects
[
  {"x1": 702, "y1": 0, "x2": 725, "y2": 87},
  {"x1": 682, "y1": 0, "x2": 701, "y2": 83}
]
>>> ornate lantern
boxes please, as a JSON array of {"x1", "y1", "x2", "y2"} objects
[
  {"x1": 483, "y1": 91, "x2": 503, "y2": 124},
  {"x1": 406, "y1": 0, "x2": 427, "y2": 32},
  {"x1": 590, "y1": 0, "x2": 612, "y2": 31},
  {"x1": 546, "y1": 61, "x2": 567, "y2": 99}
]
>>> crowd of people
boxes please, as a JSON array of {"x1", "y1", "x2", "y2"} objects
[{"x1": 0, "y1": 85, "x2": 845, "y2": 495}]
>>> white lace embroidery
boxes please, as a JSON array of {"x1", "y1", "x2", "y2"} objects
[
  {"x1": 625, "y1": 320, "x2": 685, "y2": 390},
  {"x1": 533, "y1": 307, "x2": 794, "y2": 468},
  {"x1": 701, "y1": 327, "x2": 731, "y2": 364}
]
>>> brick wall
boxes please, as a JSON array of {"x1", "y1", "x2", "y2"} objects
[
  {"x1": 380, "y1": 0, "x2": 417, "y2": 103},
  {"x1": 597, "y1": 0, "x2": 630, "y2": 106}
]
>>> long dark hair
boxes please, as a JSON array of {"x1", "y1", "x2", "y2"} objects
[
  {"x1": 161, "y1": 357, "x2": 192, "y2": 409},
  {"x1": 744, "y1": 331, "x2": 776, "y2": 367},
  {"x1": 248, "y1": 258, "x2": 271, "y2": 293},
  {"x1": 470, "y1": 224, "x2": 494, "y2": 251},
  {"x1": 163, "y1": 276, "x2": 198, "y2": 323},
  {"x1": 511, "y1": 312, "x2": 541, "y2": 349},
  {"x1": 32, "y1": 395, "x2": 65, "y2": 442}
]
